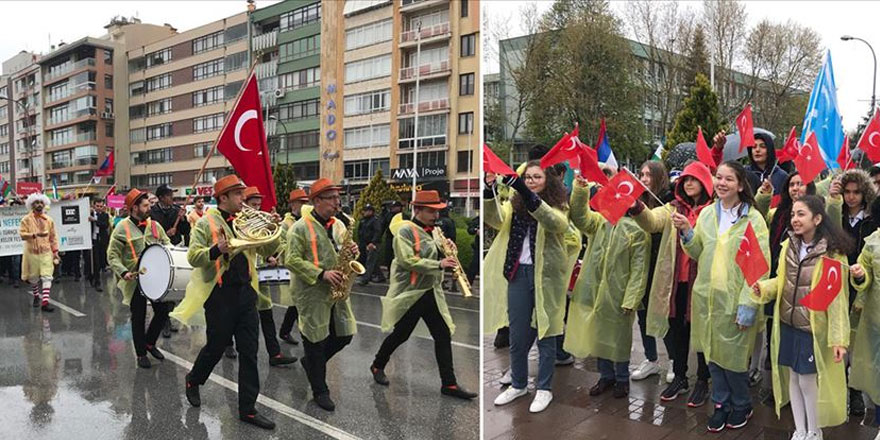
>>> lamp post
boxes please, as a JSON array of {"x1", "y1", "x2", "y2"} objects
[
  {"x1": 842, "y1": 35, "x2": 878, "y2": 117},
  {"x1": 411, "y1": 19, "x2": 422, "y2": 207},
  {"x1": 268, "y1": 115, "x2": 290, "y2": 164}
]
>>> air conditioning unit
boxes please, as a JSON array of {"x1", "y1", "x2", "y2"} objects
[
  {"x1": 274, "y1": 88, "x2": 285, "y2": 98},
  {"x1": 101, "y1": 112, "x2": 115, "y2": 120}
]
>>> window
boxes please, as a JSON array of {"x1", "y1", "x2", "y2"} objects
[
  {"x1": 345, "y1": 159, "x2": 390, "y2": 180},
  {"x1": 131, "y1": 148, "x2": 173, "y2": 165},
  {"x1": 408, "y1": 9, "x2": 448, "y2": 30},
  {"x1": 345, "y1": 19, "x2": 392, "y2": 51},
  {"x1": 193, "y1": 142, "x2": 212, "y2": 158},
  {"x1": 459, "y1": 73, "x2": 474, "y2": 95},
  {"x1": 146, "y1": 98, "x2": 172, "y2": 116},
  {"x1": 291, "y1": 161, "x2": 319, "y2": 180},
  {"x1": 344, "y1": 89, "x2": 390, "y2": 116},
  {"x1": 104, "y1": 98, "x2": 114, "y2": 113},
  {"x1": 193, "y1": 31, "x2": 224, "y2": 54},
  {"x1": 197, "y1": 169, "x2": 223, "y2": 184},
  {"x1": 73, "y1": 145, "x2": 98, "y2": 166},
  {"x1": 460, "y1": 34, "x2": 476, "y2": 57},
  {"x1": 129, "y1": 104, "x2": 145, "y2": 119},
  {"x1": 278, "y1": 99, "x2": 320, "y2": 122},
  {"x1": 130, "y1": 128, "x2": 145, "y2": 142},
  {"x1": 145, "y1": 48, "x2": 172, "y2": 68},
  {"x1": 461, "y1": 0, "x2": 469, "y2": 17},
  {"x1": 225, "y1": 23, "x2": 248, "y2": 43},
  {"x1": 344, "y1": 124, "x2": 390, "y2": 149},
  {"x1": 193, "y1": 59, "x2": 224, "y2": 81},
  {"x1": 225, "y1": 81, "x2": 243, "y2": 100},
  {"x1": 280, "y1": 2, "x2": 320, "y2": 31},
  {"x1": 105, "y1": 122, "x2": 114, "y2": 138},
  {"x1": 458, "y1": 112, "x2": 474, "y2": 134},
  {"x1": 406, "y1": 45, "x2": 448, "y2": 67},
  {"x1": 192, "y1": 86, "x2": 224, "y2": 107},
  {"x1": 132, "y1": 173, "x2": 173, "y2": 187},
  {"x1": 398, "y1": 114, "x2": 447, "y2": 149},
  {"x1": 0, "y1": 143, "x2": 9, "y2": 155},
  {"x1": 129, "y1": 57, "x2": 145, "y2": 72},
  {"x1": 193, "y1": 113, "x2": 224, "y2": 133},
  {"x1": 344, "y1": 54, "x2": 391, "y2": 84},
  {"x1": 0, "y1": 125, "x2": 7, "y2": 137},
  {"x1": 145, "y1": 123, "x2": 172, "y2": 140},
  {"x1": 103, "y1": 49, "x2": 113, "y2": 65},
  {"x1": 146, "y1": 73, "x2": 172, "y2": 92},
  {"x1": 104, "y1": 74, "x2": 113, "y2": 89},
  {"x1": 225, "y1": 51, "x2": 247, "y2": 73},
  {"x1": 0, "y1": 161, "x2": 8, "y2": 174},
  {"x1": 278, "y1": 130, "x2": 319, "y2": 151},
  {"x1": 129, "y1": 80, "x2": 145, "y2": 96},
  {"x1": 279, "y1": 67, "x2": 321, "y2": 91},
  {"x1": 457, "y1": 150, "x2": 473, "y2": 173},
  {"x1": 280, "y1": 35, "x2": 320, "y2": 61},
  {"x1": 51, "y1": 150, "x2": 72, "y2": 169},
  {"x1": 398, "y1": 150, "x2": 446, "y2": 169},
  {"x1": 403, "y1": 81, "x2": 447, "y2": 104}
]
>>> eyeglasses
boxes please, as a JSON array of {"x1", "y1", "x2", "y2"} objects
[{"x1": 317, "y1": 195, "x2": 341, "y2": 201}]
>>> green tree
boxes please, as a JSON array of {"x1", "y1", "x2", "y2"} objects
[
  {"x1": 685, "y1": 25, "x2": 710, "y2": 90},
  {"x1": 352, "y1": 170, "x2": 401, "y2": 238},
  {"x1": 666, "y1": 73, "x2": 723, "y2": 152},
  {"x1": 272, "y1": 163, "x2": 297, "y2": 214}
]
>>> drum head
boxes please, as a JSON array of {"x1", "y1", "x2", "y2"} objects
[{"x1": 138, "y1": 244, "x2": 173, "y2": 302}]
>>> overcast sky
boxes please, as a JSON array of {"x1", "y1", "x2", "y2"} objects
[{"x1": 482, "y1": 0, "x2": 880, "y2": 132}]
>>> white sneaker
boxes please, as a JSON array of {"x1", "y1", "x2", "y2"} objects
[
  {"x1": 790, "y1": 431, "x2": 806, "y2": 440},
  {"x1": 555, "y1": 354, "x2": 575, "y2": 366},
  {"x1": 631, "y1": 359, "x2": 661, "y2": 381},
  {"x1": 529, "y1": 390, "x2": 553, "y2": 413},
  {"x1": 666, "y1": 360, "x2": 674, "y2": 384},
  {"x1": 494, "y1": 387, "x2": 528, "y2": 406},
  {"x1": 874, "y1": 429, "x2": 880, "y2": 440},
  {"x1": 804, "y1": 431, "x2": 822, "y2": 440},
  {"x1": 499, "y1": 369, "x2": 512, "y2": 386}
]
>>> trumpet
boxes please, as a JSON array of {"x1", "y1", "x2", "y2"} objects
[{"x1": 432, "y1": 228, "x2": 472, "y2": 298}]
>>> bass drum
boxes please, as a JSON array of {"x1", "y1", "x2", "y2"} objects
[{"x1": 137, "y1": 244, "x2": 192, "y2": 302}]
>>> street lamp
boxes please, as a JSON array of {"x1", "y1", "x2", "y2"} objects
[
  {"x1": 268, "y1": 115, "x2": 290, "y2": 164},
  {"x1": 411, "y1": 19, "x2": 422, "y2": 209},
  {"x1": 842, "y1": 35, "x2": 878, "y2": 117}
]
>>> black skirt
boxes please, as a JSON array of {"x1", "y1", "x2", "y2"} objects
[{"x1": 777, "y1": 322, "x2": 817, "y2": 375}]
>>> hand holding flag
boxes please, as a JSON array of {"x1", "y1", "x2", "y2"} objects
[{"x1": 735, "y1": 222, "x2": 769, "y2": 287}]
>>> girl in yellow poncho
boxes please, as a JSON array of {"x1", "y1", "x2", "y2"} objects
[
  {"x1": 754, "y1": 195, "x2": 851, "y2": 440},
  {"x1": 849, "y1": 229, "x2": 880, "y2": 439}
]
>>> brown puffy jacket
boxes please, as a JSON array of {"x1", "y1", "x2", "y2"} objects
[{"x1": 778, "y1": 234, "x2": 827, "y2": 333}]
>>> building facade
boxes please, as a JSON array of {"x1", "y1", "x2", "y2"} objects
[{"x1": 3, "y1": 52, "x2": 43, "y2": 186}]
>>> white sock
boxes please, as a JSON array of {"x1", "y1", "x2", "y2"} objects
[
  {"x1": 789, "y1": 370, "x2": 807, "y2": 433},
  {"x1": 798, "y1": 372, "x2": 820, "y2": 433}
]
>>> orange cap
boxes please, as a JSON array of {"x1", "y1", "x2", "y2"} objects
[
  {"x1": 124, "y1": 188, "x2": 148, "y2": 209},
  {"x1": 308, "y1": 178, "x2": 342, "y2": 200},
  {"x1": 213, "y1": 175, "x2": 246, "y2": 197},
  {"x1": 411, "y1": 190, "x2": 446, "y2": 209},
  {"x1": 243, "y1": 186, "x2": 263, "y2": 200},
  {"x1": 289, "y1": 188, "x2": 308, "y2": 202}
]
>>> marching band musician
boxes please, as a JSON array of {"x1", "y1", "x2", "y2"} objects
[
  {"x1": 20, "y1": 193, "x2": 60, "y2": 313},
  {"x1": 283, "y1": 178, "x2": 358, "y2": 412},
  {"x1": 278, "y1": 188, "x2": 309, "y2": 345},
  {"x1": 107, "y1": 189, "x2": 171, "y2": 368},
  {"x1": 170, "y1": 175, "x2": 279, "y2": 430},
  {"x1": 370, "y1": 190, "x2": 478, "y2": 400}
]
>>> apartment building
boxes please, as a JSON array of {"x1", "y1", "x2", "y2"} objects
[{"x1": 3, "y1": 52, "x2": 43, "y2": 185}]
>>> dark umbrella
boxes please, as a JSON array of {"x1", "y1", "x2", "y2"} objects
[
  {"x1": 666, "y1": 142, "x2": 697, "y2": 170},
  {"x1": 721, "y1": 127, "x2": 777, "y2": 162}
]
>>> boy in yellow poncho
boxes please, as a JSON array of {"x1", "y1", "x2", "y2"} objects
[
  {"x1": 369, "y1": 190, "x2": 477, "y2": 400},
  {"x1": 107, "y1": 189, "x2": 170, "y2": 369},
  {"x1": 20, "y1": 193, "x2": 59, "y2": 313}
]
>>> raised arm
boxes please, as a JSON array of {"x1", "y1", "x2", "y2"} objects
[{"x1": 569, "y1": 182, "x2": 605, "y2": 236}]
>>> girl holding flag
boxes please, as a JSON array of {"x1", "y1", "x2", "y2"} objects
[
  {"x1": 752, "y1": 195, "x2": 851, "y2": 440},
  {"x1": 672, "y1": 160, "x2": 769, "y2": 432}
]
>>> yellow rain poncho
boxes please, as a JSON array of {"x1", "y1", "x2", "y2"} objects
[
  {"x1": 482, "y1": 196, "x2": 578, "y2": 340},
  {"x1": 756, "y1": 240, "x2": 849, "y2": 427},
  {"x1": 106, "y1": 217, "x2": 170, "y2": 305},
  {"x1": 380, "y1": 218, "x2": 455, "y2": 333},
  {"x1": 564, "y1": 184, "x2": 650, "y2": 361},
  {"x1": 754, "y1": 192, "x2": 842, "y2": 229},
  {"x1": 850, "y1": 230, "x2": 880, "y2": 406},
  {"x1": 284, "y1": 210, "x2": 357, "y2": 343},
  {"x1": 682, "y1": 202, "x2": 769, "y2": 372},
  {"x1": 19, "y1": 212, "x2": 59, "y2": 281},
  {"x1": 169, "y1": 208, "x2": 279, "y2": 327}
]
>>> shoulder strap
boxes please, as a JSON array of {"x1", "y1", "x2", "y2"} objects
[
  {"x1": 206, "y1": 214, "x2": 223, "y2": 286},
  {"x1": 123, "y1": 221, "x2": 138, "y2": 260},
  {"x1": 304, "y1": 218, "x2": 321, "y2": 267},
  {"x1": 408, "y1": 224, "x2": 422, "y2": 286}
]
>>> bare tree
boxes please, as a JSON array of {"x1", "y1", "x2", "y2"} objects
[{"x1": 702, "y1": 0, "x2": 748, "y2": 119}]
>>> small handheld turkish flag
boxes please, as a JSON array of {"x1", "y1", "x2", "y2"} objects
[
  {"x1": 777, "y1": 126, "x2": 799, "y2": 164},
  {"x1": 483, "y1": 144, "x2": 516, "y2": 176},
  {"x1": 577, "y1": 143, "x2": 610, "y2": 186},
  {"x1": 695, "y1": 126, "x2": 716, "y2": 171},
  {"x1": 837, "y1": 135, "x2": 855, "y2": 170},
  {"x1": 588, "y1": 169, "x2": 645, "y2": 225},
  {"x1": 736, "y1": 104, "x2": 755, "y2": 153},
  {"x1": 793, "y1": 132, "x2": 827, "y2": 185},
  {"x1": 857, "y1": 109, "x2": 880, "y2": 163},
  {"x1": 540, "y1": 126, "x2": 578, "y2": 170},
  {"x1": 735, "y1": 222, "x2": 769, "y2": 287},
  {"x1": 800, "y1": 257, "x2": 843, "y2": 312}
]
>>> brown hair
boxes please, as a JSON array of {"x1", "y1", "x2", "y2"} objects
[
  {"x1": 511, "y1": 160, "x2": 568, "y2": 214},
  {"x1": 639, "y1": 160, "x2": 669, "y2": 208}
]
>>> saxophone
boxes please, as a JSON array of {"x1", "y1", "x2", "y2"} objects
[
  {"x1": 432, "y1": 227, "x2": 473, "y2": 298},
  {"x1": 330, "y1": 212, "x2": 366, "y2": 301}
]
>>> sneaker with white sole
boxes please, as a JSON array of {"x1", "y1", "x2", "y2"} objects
[
  {"x1": 631, "y1": 359, "x2": 661, "y2": 381},
  {"x1": 499, "y1": 370, "x2": 512, "y2": 386},
  {"x1": 529, "y1": 390, "x2": 553, "y2": 413},
  {"x1": 555, "y1": 354, "x2": 574, "y2": 366},
  {"x1": 494, "y1": 387, "x2": 528, "y2": 406},
  {"x1": 666, "y1": 360, "x2": 675, "y2": 383}
]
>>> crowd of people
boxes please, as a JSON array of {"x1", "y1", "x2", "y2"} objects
[{"x1": 485, "y1": 130, "x2": 880, "y2": 440}]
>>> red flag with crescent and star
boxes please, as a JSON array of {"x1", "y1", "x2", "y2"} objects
[
  {"x1": 735, "y1": 222, "x2": 769, "y2": 287},
  {"x1": 540, "y1": 124, "x2": 582, "y2": 170},
  {"x1": 588, "y1": 169, "x2": 644, "y2": 225},
  {"x1": 793, "y1": 131, "x2": 826, "y2": 185},
  {"x1": 736, "y1": 104, "x2": 755, "y2": 153},
  {"x1": 215, "y1": 70, "x2": 277, "y2": 210},
  {"x1": 777, "y1": 126, "x2": 799, "y2": 164},
  {"x1": 857, "y1": 109, "x2": 880, "y2": 163},
  {"x1": 800, "y1": 257, "x2": 843, "y2": 311}
]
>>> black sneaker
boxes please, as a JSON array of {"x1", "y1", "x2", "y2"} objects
[
  {"x1": 441, "y1": 385, "x2": 478, "y2": 399},
  {"x1": 145, "y1": 344, "x2": 165, "y2": 361},
  {"x1": 240, "y1": 412, "x2": 275, "y2": 430},
  {"x1": 371, "y1": 366, "x2": 389, "y2": 386},
  {"x1": 612, "y1": 381, "x2": 629, "y2": 398},
  {"x1": 589, "y1": 378, "x2": 616, "y2": 396},
  {"x1": 707, "y1": 405, "x2": 729, "y2": 432},
  {"x1": 850, "y1": 388, "x2": 866, "y2": 416},
  {"x1": 313, "y1": 393, "x2": 336, "y2": 411},
  {"x1": 136, "y1": 356, "x2": 151, "y2": 369},
  {"x1": 688, "y1": 379, "x2": 709, "y2": 408},
  {"x1": 41, "y1": 303, "x2": 55, "y2": 312},
  {"x1": 268, "y1": 354, "x2": 297, "y2": 367},
  {"x1": 279, "y1": 333, "x2": 300, "y2": 345},
  {"x1": 32, "y1": 296, "x2": 39, "y2": 308},
  {"x1": 660, "y1": 377, "x2": 689, "y2": 402},
  {"x1": 224, "y1": 346, "x2": 237, "y2": 359},
  {"x1": 726, "y1": 408, "x2": 753, "y2": 429},
  {"x1": 185, "y1": 378, "x2": 201, "y2": 407}
]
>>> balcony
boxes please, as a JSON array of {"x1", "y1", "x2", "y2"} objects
[
  {"x1": 45, "y1": 58, "x2": 95, "y2": 83},
  {"x1": 400, "y1": 22, "x2": 450, "y2": 45},
  {"x1": 253, "y1": 30, "x2": 279, "y2": 52},
  {"x1": 256, "y1": 59, "x2": 278, "y2": 80},
  {"x1": 399, "y1": 59, "x2": 450, "y2": 82},
  {"x1": 46, "y1": 108, "x2": 97, "y2": 127},
  {"x1": 399, "y1": 98, "x2": 449, "y2": 115},
  {"x1": 47, "y1": 131, "x2": 96, "y2": 148},
  {"x1": 400, "y1": 0, "x2": 446, "y2": 13}
]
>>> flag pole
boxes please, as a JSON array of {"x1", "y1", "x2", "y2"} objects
[{"x1": 623, "y1": 168, "x2": 667, "y2": 209}]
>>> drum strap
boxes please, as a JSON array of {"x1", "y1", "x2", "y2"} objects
[
  {"x1": 305, "y1": 219, "x2": 321, "y2": 267},
  {"x1": 123, "y1": 221, "x2": 139, "y2": 260},
  {"x1": 206, "y1": 215, "x2": 223, "y2": 286},
  {"x1": 409, "y1": 224, "x2": 421, "y2": 286}
]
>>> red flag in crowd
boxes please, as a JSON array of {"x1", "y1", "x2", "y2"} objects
[
  {"x1": 793, "y1": 132, "x2": 826, "y2": 185},
  {"x1": 777, "y1": 126, "x2": 799, "y2": 164},
  {"x1": 837, "y1": 135, "x2": 855, "y2": 170},
  {"x1": 95, "y1": 151, "x2": 115, "y2": 177},
  {"x1": 736, "y1": 104, "x2": 755, "y2": 153},
  {"x1": 589, "y1": 169, "x2": 644, "y2": 225},
  {"x1": 483, "y1": 144, "x2": 517, "y2": 176},
  {"x1": 215, "y1": 69, "x2": 277, "y2": 210},
  {"x1": 769, "y1": 194, "x2": 781, "y2": 210},
  {"x1": 577, "y1": 143, "x2": 610, "y2": 186},
  {"x1": 540, "y1": 129, "x2": 577, "y2": 169},
  {"x1": 800, "y1": 257, "x2": 843, "y2": 311},
  {"x1": 735, "y1": 222, "x2": 769, "y2": 287},
  {"x1": 857, "y1": 109, "x2": 880, "y2": 163},
  {"x1": 695, "y1": 126, "x2": 716, "y2": 170}
]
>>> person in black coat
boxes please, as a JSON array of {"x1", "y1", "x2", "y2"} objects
[
  {"x1": 85, "y1": 198, "x2": 111, "y2": 291},
  {"x1": 377, "y1": 200, "x2": 403, "y2": 282},
  {"x1": 466, "y1": 215, "x2": 479, "y2": 285},
  {"x1": 149, "y1": 184, "x2": 189, "y2": 336},
  {"x1": 357, "y1": 204, "x2": 382, "y2": 286}
]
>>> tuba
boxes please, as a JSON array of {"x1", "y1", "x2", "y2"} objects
[
  {"x1": 227, "y1": 204, "x2": 283, "y2": 251},
  {"x1": 329, "y1": 211, "x2": 365, "y2": 301},
  {"x1": 433, "y1": 227, "x2": 472, "y2": 298}
]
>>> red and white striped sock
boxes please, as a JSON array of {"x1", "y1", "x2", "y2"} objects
[
  {"x1": 32, "y1": 284, "x2": 40, "y2": 298},
  {"x1": 41, "y1": 288, "x2": 50, "y2": 306}
]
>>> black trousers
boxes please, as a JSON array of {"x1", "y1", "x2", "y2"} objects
[
  {"x1": 130, "y1": 292, "x2": 171, "y2": 357},
  {"x1": 62, "y1": 251, "x2": 81, "y2": 277},
  {"x1": 279, "y1": 306, "x2": 299, "y2": 337},
  {"x1": 372, "y1": 291, "x2": 456, "y2": 386},
  {"x1": 230, "y1": 309, "x2": 282, "y2": 357},
  {"x1": 466, "y1": 250, "x2": 479, "y2": 285},
  {"x1": 84, "y1": 241, "x2": 107, "y2": 285},
  {"x1": 302, "y1": 306, "x2": 353, "y2": 395},
  {"x1": 188, "y1": 283, "x2": 260, "y2": 415},
  {"x1": 664, "y1": 282, "x2": 710, "y2": 381},
  {"x1": 362, "y1": 248, "x2": 381, "y2": 281}
]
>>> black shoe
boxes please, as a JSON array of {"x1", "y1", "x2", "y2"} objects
[
  {"x1": 269, "y1": 354, "x2": 297, "y2": 367},
  {"x1": 612, "y1": 381, "x2": 629, "y2": 398},
  {"x1": 371, "y1": 366, "x2": 389, "y2": 386},
  {"x1": 589, "y1": 378, "x2": 616, "y2": 396},
  {"x1": 162, "y1": 327, "x2": 171, "y2": 338},
  {"x1": 493, "y1": 328, "x2": 509, "y2": 349},
  {"x1": 725, "y1": 408, "x2": 753, "y2": 429},
  {"x1": 313, "y1": 393, "x2": 336, "y2": 411},
  {"x1": 137, "y1": 356, "x2": 151, "y2": 369},
  {"x1": 185, "y1": 379, "x2": 201, "y2": 407},
  {"x1": 240, "y1": 412, "x2": 275, "y2": 430},
  {"x1": 280, "y1": 333, "x2": 300, "y2": 345},
  {"x1": 660, "y1": 377, "x2": 689, "y2": 402},
  {"x1": 850, "y1": 388, "x2": 866, "y2": 416},
  {"x1": 169, "y1": 322, "x2": 179, "y2": 333},
  {"x1": 41, "y1": 303, "x2": 54, "y2": 312},
  {"x1": 146, "y1": 344, "x2": 165, "y2": 361},
  {"x1": 74, "y1": 276, "x2": 80, "y2": 282},
  {"x1": 688, "y1": 379, "x2": 709, "y2": 408},
  {"x1": 32, "y1": 296, "x2": 39, "y2": 308},
  {"x1": 224, "y1": 346, "x2": 237, "y2": 359},
  {"x1": 707, "y1": 406, "x2": 729, "y2": 432},
  {"x1": 441, "y1": 385, "x2": 477, "y2": 400}
]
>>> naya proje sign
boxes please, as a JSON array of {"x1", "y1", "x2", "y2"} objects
[{"x1": 390, "y1": 166, "x2": 447, "y2": 181}]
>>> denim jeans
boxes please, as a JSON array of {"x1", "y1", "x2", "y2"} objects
[
  {"x1": 637, "y1": 307, "x2": 658, "y2": 362},
  {"x1": 708, "y1": 362, "x2": 752, "y2": 412},
  {"x1": 597, "y1": 358, "x2": 630, "y2": 383},
  {"x1": 508, "y1": 264, "x2": 556, "y2": 391}
]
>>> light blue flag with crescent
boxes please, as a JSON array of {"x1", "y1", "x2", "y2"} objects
[{"x1": 801, "y1": 51, "x2": 845, "y2": 169}]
